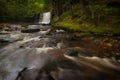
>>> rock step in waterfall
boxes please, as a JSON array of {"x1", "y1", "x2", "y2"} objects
[
  {"x1": 39, "y1": 12, "x2": 51, "y2": 25},
  {"x1": 20, "y1": 12, "x2": 51, "y2": 33}
]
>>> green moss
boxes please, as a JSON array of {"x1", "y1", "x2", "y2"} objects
[
  {"x1": 53, "y1": 22, "x2": 120, "y2": 34},
  {"x1": 53, "y1": 22, "x2": 80, "y2": 31}
]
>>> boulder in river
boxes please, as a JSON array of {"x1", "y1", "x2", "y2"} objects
[
  {"x1": 21, "y1": 29, "x2": 40, "y2": 33},
  {"x1": 64, "y1": 47, "x2": 93, "y2": 57}
]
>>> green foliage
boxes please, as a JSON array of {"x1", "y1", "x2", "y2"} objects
[
  {"x1": 52, "y1": 0, "x2": 120, "y2": 28},
  {"x1": 0, "y1": 0, "x2": 8, "y2": 21},
  {"x1": 53, "y1": 21, "x2": 120, "y2": 34},
  {"x1": 0, "y1": 0, "x2": 119, "y2": 27},
  {"x1": 0, "y1": 0, "x2": 44, "y2": 21}
]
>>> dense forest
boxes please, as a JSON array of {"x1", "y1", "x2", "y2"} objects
[
  {"x1": 51, "y1": 0, "x2": 120, "y2": 25},
  {"x1": 0, "y1": 0, "x2": 44, "y2": 21},
  {"x1": 0, "y1": 0, "x2": 120, "y2": 32}
]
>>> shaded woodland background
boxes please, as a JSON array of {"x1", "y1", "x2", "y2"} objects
[{"x1": 0, "y1": 0, "x2": 120, "y2": 28}]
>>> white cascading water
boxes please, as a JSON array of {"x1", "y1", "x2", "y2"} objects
[{"x1": 39, "y1": 12, "x2": 51, "y2": 24}]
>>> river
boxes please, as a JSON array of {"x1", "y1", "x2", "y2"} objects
[{"x1": 0, "y1": 24, "x2": 120, "y2": 80}]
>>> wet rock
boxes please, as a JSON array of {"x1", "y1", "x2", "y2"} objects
[
  {"x1": 21, "y1": 29, "x2": 40, "y2": 33},
  {"x1": 47, "y1": 29, "x2": 56, "y2": 34},
  {"x1": 0, "y1": 39, "x2": 10, "y2": 43},
  {"x1": 19, "y1": 45, "x2": 24, "y2": 48},
  {"x1": 64, "y1": 48, "x2": 78, "y2": 57},
  {"x1": 56, "y1": 69, "x2": 83, "y2": 80},
  {"x1": 27, "y1": 25, "x2": 51, "y2": 31},
  {"x1": 64, "y1": 47, "x2": 92, "y2": 57},
  {"x1": 0, "y1": 39, "x2": 9, "y2": 47},
  {"x1": 17, "y1": 68, "x2": 40, "y2": 80},
  {"x1": 16, "y1": 67, "x2": 56, "y2": 80},
  {"x1": 114, "y1": 54, "x2": 120, "y2": 61},
  {"x1": 67, "y1": 34, "x2": 79, "y2": 41},
  {"x1": 0, "y1": 23, "x2": 21, "y2": 31}
]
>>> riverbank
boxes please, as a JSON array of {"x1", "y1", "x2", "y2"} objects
[
  {"x1": 52, "y1": 21, "x2": 120, "y2": 58},
  {"x1": 63, "y1": 33, "x2": 120, "y2": 58},
  {"x1": 52, "y1": 22, "x2": 120, "y2": 35}
]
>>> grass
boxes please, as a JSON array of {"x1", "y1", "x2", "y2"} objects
[{"x1": 53, "y1": 22, "x2": 120, "y2": 34}]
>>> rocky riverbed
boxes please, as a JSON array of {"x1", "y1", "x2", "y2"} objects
[
  {"x1": 0, "y1": 23, "x2": 120, "y2": 80},
  {"x1": 63, "y1": 32, "x2": 120, "y2": 58}
]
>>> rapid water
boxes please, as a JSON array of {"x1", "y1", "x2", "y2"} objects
[{"x1": 0, "y1": 25, "x2": 120, "y2": 80}]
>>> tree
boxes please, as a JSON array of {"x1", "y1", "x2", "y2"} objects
[{"x1": 0, "y1": 0, "x2": 44, "y2": 21}]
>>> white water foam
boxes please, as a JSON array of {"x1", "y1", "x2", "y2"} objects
[
  {"x1": 39, "y1": 12, "x2": 51, "y2": 24},
  {"x1": 22, "y1": 37, "x2": 40, "y2": 43},
  {"x1": 64, "y1": 54, "x2": 120, "y2": 70}
]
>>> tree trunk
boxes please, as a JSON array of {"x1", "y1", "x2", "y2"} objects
[
  {"x1": 70, "y1": 1, "x2": 74, "y2": 19},
  {"x1": 81, "y1": 0, "x2": 89, "y2": 18}
]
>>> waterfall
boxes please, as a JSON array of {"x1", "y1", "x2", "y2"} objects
[{"x1": 39, "y1": 12, "x2": 51, "y2": 24}]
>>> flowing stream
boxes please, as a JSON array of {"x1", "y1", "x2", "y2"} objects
[{"x1": 0, "y1": 24, "x2": 120, "y2": 80}]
